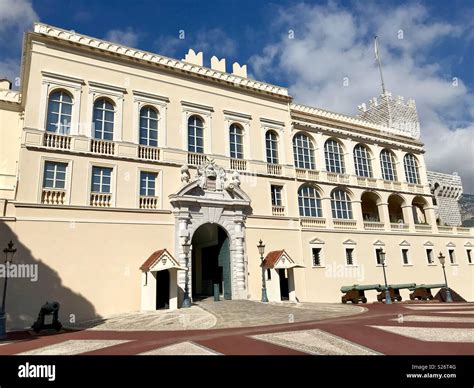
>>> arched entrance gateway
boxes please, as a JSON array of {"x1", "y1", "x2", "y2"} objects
[{"x1": 169, "y1": 159, "x2": 251, "y2": 305}]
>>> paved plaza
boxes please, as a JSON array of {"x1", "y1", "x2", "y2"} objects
[{"x1": 1, "y1": 300, "x2": 473, "y2": 355}]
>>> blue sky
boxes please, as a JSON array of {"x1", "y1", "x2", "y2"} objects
[{"x1": 1, "y1": 0, "x2": 473, "y2": 191}]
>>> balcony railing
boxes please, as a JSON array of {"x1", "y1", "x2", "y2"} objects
[
  {"x1": 272, "y1": 205, "x2": 285, "y2": 216},
  {"x1": 295, "y1": 168, "x2": 319, "y2": 181},
  {"x1": 267, "y1": 163, "x2": 282, "y2": 175},
  {"x1": 391, "y1": 222, "x2": 409, "y2": 231},
  {"x1": 415, "y1": 224, "x2": 432, "y2": 232},
  {"x1": 139, "y1": 196, "x2": 158, "y2": 209},
  {"x1": 327, "y1": 172, "x2": 350, "y2": 184},
  {"x1": 138, "y1": 145, "x2": 160, "y2": 161},
  {"x1": 187, "y1": 152, "x2": 207, "y2": 166},
  {"x1": 456, "y1": 227, "x2": 471, "y2": 234},
  {"x1": 357, "y1": 176, "x2": 377, "y2": 188},
  {"x1": 333, "y1": 219, "x2": 357, "y2": 230},
  {"x1": 91, "y1": 139, "x2": 115, "y2": 155},
  {"x1": 90, "y1": 192, "x2": 112, "y2": 207},
  {"x1": 300, "y1": 217, "x2": 326, "y2": 229},
  {"x1": 230, "y1": 158, "x2": 247, "y2": 171},
  {"x1": 41, "y1": 188, "x2": 66, "y2": 205},
  {"x1": 43, "y1": 133, "x2": 71, "y2": 150},
  {"x1": 364, "y1": 221, "x2": 385, "y2": 230},
  {"x1": 438, "y1": 225, "x2": 454, "y2": 234}
]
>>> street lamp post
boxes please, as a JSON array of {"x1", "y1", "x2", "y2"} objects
[
  {"x1": 438, "y1": 252, "x2": 453, "y2": 303},
  {"x1": 257, "y1": 239, "x2": 268, "y2": 303},
  {"x1": 379, "y1": 250, "x2": 392, "y2": 304},
  {"x1": 181, "y1": 239, "x2": 191, "y2": 308},
  {"x1": 0, "y1": 240, "x2": 17, "y2": 340}
]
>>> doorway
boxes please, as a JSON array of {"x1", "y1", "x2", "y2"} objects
[
  {"x1": 279, "y1": 269, "x2": 289, "y2": 300},
  {"x1": 156, "y1": 270, "x2": 170, "y2": 309},
  {"x1": 192, "y1": 223, "x2": 232, "y2": 300}
]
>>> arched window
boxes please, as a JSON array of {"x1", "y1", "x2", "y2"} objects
[
  {"x1": 46, "y1": 90, "x2": 73, "y2": 134},
  {"x1": 93, "y1": 98, "x2": 115, "y2": 140},
  {"x1": 229, "y1": 123, "x2": 244, "y2": 159},
  {"x1": 380, "y1": 149, "x2": 397, "y2": 181},
  {"x1": 331, "y1": 189, "x2": 353, "y2": 219},
  {"x1": 293, "y1": 133, "x2": 315, "y2": 169},
  {"x1": 404, "y1": 154, "x2": 420, "y2": 184},
  {"x1": 324, "y1": 139, "x2": 345, "y2": 173},
  {"x1": 353, "y1": 144, "x2": 373, "y2": 177},
  {"x1": 265, "y1": 130, "x2": 279, "y2": 164},
  {"x1": 139, "y1": 106, "x2": 158, "y2": 146},
  {"x1": 188, "y1": 115, "x2": 204, "y2": 153},
  {"x1": 298, "y1": 186, "x2": 322, "y2": 217}
]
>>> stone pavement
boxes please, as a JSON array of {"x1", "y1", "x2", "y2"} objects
[
  {"x1": 1, "y1": 301, "x2": 473, "y2": 355},
  {"x1": 68, "y1": 299, "x2": 364, "y2": 330}
]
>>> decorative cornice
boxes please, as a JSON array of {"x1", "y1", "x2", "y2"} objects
[
  {"x1": 181, "y1": 100, "x2": 214, "y2": 112},
  {"x1": 89, "y1": 81, "x2": 127, "y2": 93},
  {"x1": 33, "y1": 23, "x2": 290, "y2": 99},
  {"x1": 223, "y1": 110, "x2": 252, "y2": 120},
  {"x1": 41, "y1": 71, "x2": 85, "y2": 84},
  {"x1": 132, "y1": 90, "x2": 170, "y2": 103},
  {"x1": 291, "y1": 103, "x2": 423, "y2": 144}
]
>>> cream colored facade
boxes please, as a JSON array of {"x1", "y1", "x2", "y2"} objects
[{"x1": 0, "y1": 23, "x2": 472, "y2": 329}]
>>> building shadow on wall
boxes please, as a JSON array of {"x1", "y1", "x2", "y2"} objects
[{"x1": 0, "y1": 221, "x2": 102, "y2": 331}]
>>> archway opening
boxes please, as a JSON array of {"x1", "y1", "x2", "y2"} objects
[
  {"x1": 191, "y1": 223, "x2": 232, "y2": 300},
  {"x1": 388, "y1": 194, "x2": 405, "y2": 223},
  {"x1": 412, "y1": 196, "x2": 428, "y2": 224},
  {"x1": 361, "y1": 192, "x2": 380, "y2": 221}
]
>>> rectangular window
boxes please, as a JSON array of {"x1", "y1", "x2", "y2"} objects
[
  {"x1": 402, "y1": 249, "x2": 410, "y2": 265},
  {"x1": 448, "y1": 249, "x2": 456, "y2": 264},
  {"x1": 375, "y1": 248, "x2": 383, "y2": 265},
  {"x1": 426, "y1": 249, "x2": 434, "y2": 264},
  {"x1": 345, "y1": 248, "x2": 354, "y2": 266},
  {"x1": 312, "y1": 248, "x2": 322, "y2": 267},
  {"x1": 43, "y1": 161, "x2": 67, "y2": 189},
  {"x1": 271, "y1": 185, "x2": 283, "y2": 206},
  {"x1": 140, "y1": 171, "x2": 157, "y2": 196},
  {"x1": 467, "y1": 249, "x2": 472, "y2": 264},
  {"x1": 91, "y1": 166, "x2": 112, "y2": 193},
  {"x1": 266, "y1": 268, "x2": 271, "y2": 281}
]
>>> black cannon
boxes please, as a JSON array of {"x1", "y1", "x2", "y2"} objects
[
  {"x1": 376, "y1": 283, "x2": 416, "y2": 302},
  {"x1": 31, "y1": 301, "x2": 62, "y2": 333},
  {"x1": 409, "y1": 284, "x2": 446, "y2": 301},
  {"x1": 340, "y1": 284, "x2": 381, "y2": 304}
]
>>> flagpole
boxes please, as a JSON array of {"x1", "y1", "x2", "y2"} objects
[{"x1": 374, "y1": 36, "x2": 387, "y2": 95}]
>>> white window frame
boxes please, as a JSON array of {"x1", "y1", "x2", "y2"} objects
[
  {"x1": 260, "y1": 118, "x2": 285, "y2": 165},
  {"x1": 270, "y1": 183, "x2": 284, "y2": 207},
  {"x1": 181, "y1": 101, "x2": 213, "y2": 154},
  {"x1": 354, "y1": 144, "x2": 373, "y2": 178},
  {"x1": 380, "y1": 149, "x2": 398, "y2": 181},
  {"x1": 343, "y1": 240, "x2": 357, "y2": 267},
  {"x1": 136, "y1": 167, "x2": 163, "y2": 209},
  {"x1": 311, "y1": 246, "x2": 324, "y2": 268},
  {"x1": 88, "y1": 162, "x2": 117, "y2": 206},
  {"x1": 373, "y1": 241, "x2": 385, "y2": 267},
  {"x1": 133, "y1": 90, "x2": 169, "y2": 147},
  {"x1": 324, "y1": 138, "x2": 345, "y2": 174},
  {"x1": 400, "y1": 248, "x2": 411, "y2": 266},
  {"x1": 224, "y1": 111, "x2": 251, "y2": 161},
  {"x1": 466, "y1": 248, "x2": 473, "y2": 265},
  {"x1": 425, "y1": 248, "x2": 436, "y2": 266},
  {"x1": 87, "y1": 81, "x2": 125, "y2": 141},
  {"x1": 293, "y1": 132, "x2": 316, "y2": 170},
  {"x1": 39, "y1": 71, "x2": 84, "y2": 135},
  {"x1": 38, "y1": 157, "x2": 73, "y2": 205}
]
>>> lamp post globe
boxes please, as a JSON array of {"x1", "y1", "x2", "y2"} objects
[
  {"x1": 1, "y1": 240, "x2": 17, "y2": 340},
  {"x1": 438, "y1": 252, "x2": 453, "y2": 303},
  {"x1": 379, "y1": 250, "x2": 392, "y2": 304},
  {"x1": 181, "y1": 240, "x2": 192, "y2": 308},
  {"x1": 257, "y1": 239, "x2": 269, "y2": 303}
]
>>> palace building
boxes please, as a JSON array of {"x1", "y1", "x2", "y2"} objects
[{"x1": 0, "y1": 23, "x2": 472, "y2": 329}]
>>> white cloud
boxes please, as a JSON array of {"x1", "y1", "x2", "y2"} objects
[
  {"x1": 0, "y1": 0, "x2": 38, "y2": 83},
  {"x1": 105, "y1": 27, "x2": 140, "y2": 47},
  {"x1": 249, "y1": 2, "x2": 474, "y2": 192}
]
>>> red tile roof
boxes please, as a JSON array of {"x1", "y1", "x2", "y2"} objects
[
  {"x1": 140, "y1": 249, "x2": 174, "y2": 271},
  {"x1": 263, "y1": 250, "x2": 286, "y2": 268}
]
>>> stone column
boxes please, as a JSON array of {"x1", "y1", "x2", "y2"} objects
[
  {"x1": 352, "y1": 200, "x2": 364, "y2": 230},
  {"x1": 321, "y1": 197, "x2": 334, "y2": 228},
  {"x1": 402, "y1": 204, "x2": 416, "y2": 232},
  {"x1": 424, "y1": 205, "x2": 439, "y2": 233},
  {"x1": 233, "y1": 215, "x2": 246, "y2": 298},
  {"x1": 377, "y1": 202, "x2": 391, "y2": 231},
  {"x1": 176, "y1": 212, "x2": 190, "y2": 301}
]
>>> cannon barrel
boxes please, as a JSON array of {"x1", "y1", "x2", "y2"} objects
[
  {"x1": 413, "y1": 283, "x2": 446, "y2": 289},
  {"x1": 379, "y1": 283, "x2": 417, "y2": 290},
  {"x1": 340, "y1": 284, "x2": 381, "y2": 293}
]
